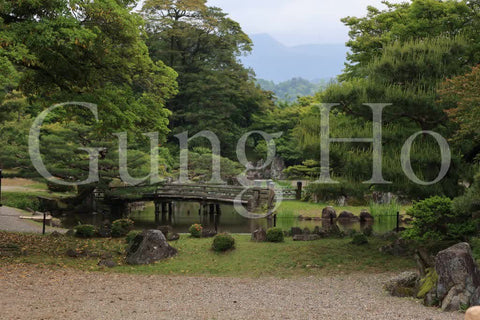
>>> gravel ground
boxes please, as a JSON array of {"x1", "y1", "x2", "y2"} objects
[
  {"x1": 0, "y1": 265, "x2": 463, "y2": 320},
  {"x1": 0, "y1": 206, "x2": 67, "y2": 234}
]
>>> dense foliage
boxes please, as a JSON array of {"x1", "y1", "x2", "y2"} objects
[
  {"x1": 403, "y1": 196, "x2": 477, "y2": 242},
  {"x1": 1, "y1": 0, "x2": 480, "y2": 220},
  {"x1": 142, "y1": 0, "x2": 273, "y2": 157},
  {"x1": 266, "y1": 227, "x2": 284, "y2": 243}
]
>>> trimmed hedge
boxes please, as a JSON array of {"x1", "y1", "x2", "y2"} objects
[
  {"x1": 266, "y1": 227, "x2": 284, "y2": 243},
  {"x1": 212, "y1": 233, "x2": 235, "y2": 252}
]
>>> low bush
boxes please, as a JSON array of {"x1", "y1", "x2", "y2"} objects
[
  {"x1": 125, "y1": 230, "x2": 142, "y2": 244},
  {"x1": 111, "y1": 219, "x2": 134, "y2": 237},
  {"x1": 1, "y1": 192, "x2": 41, "y2": 211},
  {"x1": 74, "y1": 224, "x2": 96, "y2": 238},
  {"x1": 212, "y1": 233, "x2": 235, "y2": 252},
  {"x1": 351, "y1": 233, "x2": 368, "y2": 245},
  {"x1": 266, "y1": 227, "x2": 284, "y2": 243},
  {"x1": 189, "y1": 224, "x2": 203, "y2": 238}
]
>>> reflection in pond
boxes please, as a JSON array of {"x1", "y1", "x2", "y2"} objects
[{"x1": 62, "y1": 201, "x2": 402, "y2": 234}]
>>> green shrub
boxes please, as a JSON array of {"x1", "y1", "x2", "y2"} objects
[
  {"x1": 351, "y1": 233, "x2": 368, "y2": 245},
  {"x1": 403, "y1": 196, "x2": 477, "y2": 242},
  {"x1": 125, "y1": 230, "x2": 142, "y2": 244},
  {"x1": 111, "y1": 219, "x2": 134, "y2": 237},
  {"x1": 266, "y1": 227, "x2": 284, "y2": 243},
  {"x1": 74, "y1": 224, "x2": 96, "y2": 238},
  {"x1": 189, "y1": 224, "x2": 203, "y2": 238},
  {"x1": 212, "y1": 233, "x2": 235, "y2": 252}
]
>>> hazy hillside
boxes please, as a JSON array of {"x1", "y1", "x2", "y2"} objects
[
  {"x1": 257, "y1": 78, "x2": 330, "y2": 102},
  {"x1": 241, "y1": 34, "x2": 348, "y2": 82}
]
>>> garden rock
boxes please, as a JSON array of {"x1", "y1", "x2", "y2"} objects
[
  {"x1": 50, "y1": 231, "x2": 63, "y2": 238},
  {"x1": 66, "y1": 248, "x2": 87, "y2": 258},
  {"x1": 359, "y1": 210, "x2": 374, "y2": 222},
  {"x1": 126, "y1": 230, "x2": 177, "y2": 265},
  {"x1": 158, "y1": 225, "x2": 173, "y2": 237},
  {"x1": 435, "y1": 242, "x2": 480, "y2": 311},
  {"x1": 251, "y1": 228, "x2": 267, "y2": 242},
  {"x1": 98, "y1": 259, "x2": 117, "y2": 268},
  {"x1": 293, "y1": 234, "x2": 321, "y2": 241},
  {"x1": 201, "y1": 229, "x2": 217, "y2": 238},
  {"x1": 338, "y1": 211, "x2": 358, "y2": 221},
  {"x1": 379, "y1": 239, "x2": 412, "y2": 256},
  {"x1": 167, "y1": 233, "x2": 180, "y2": 241},
  {"x1": 322, "y1": 206, "x2": 336, "y2": 219},
  {"x1": 384, "y1": 271, "x2": 419, "y2": 297},
  {"x1": 290, "y1": 227, "x2": 303, "y2": 236},
  {"x1": 50, "y1": 218, "x2": 62, "y2": 228}
]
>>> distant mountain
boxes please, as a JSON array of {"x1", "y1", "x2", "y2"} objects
[
  {"x1": 241, "y1": 34, "x2": 348, "y2": 83},
  {"x1": 257, "y1": 78, "x2": 330, "y2": 102}
]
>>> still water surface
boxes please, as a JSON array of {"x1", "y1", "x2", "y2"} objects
[{"x1": 62, "y1": 201, "x2": 400, "y2": 234}]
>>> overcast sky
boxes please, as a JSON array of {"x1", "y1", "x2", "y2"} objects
[{"x1": 206, "y1": 0, "x2": 402, "y2": 46}]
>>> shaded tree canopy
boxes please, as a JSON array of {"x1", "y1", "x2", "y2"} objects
[{"x1": 142, "y1": 0, "x2": 274, "y2": 157}]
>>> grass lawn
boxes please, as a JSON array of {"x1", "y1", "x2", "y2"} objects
[
  {"x1": 276, "y1": 200, "x2": 411, "y2": 219},
  {"x1": 0, "y1": 232, "x2": 415, "y2": 277}
]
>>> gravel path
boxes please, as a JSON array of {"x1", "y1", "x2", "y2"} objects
[
  {"x1": 0, "y1": 265, "x2": 463, "y2": 320},
  {"x1": 0, "y1": 206, "x2": 67, "y2": 234}
]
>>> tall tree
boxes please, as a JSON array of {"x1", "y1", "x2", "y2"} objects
[
  {"x1": 324, "y1": 36, "x2": 470, "y2": 131},
  {"x1": 142, "y1": 0, "x2": 273, "y2": 156}
]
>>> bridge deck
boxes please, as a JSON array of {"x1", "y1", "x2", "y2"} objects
[{"x1": 106, "y1": 184, "x2": 275, "y2": 209}]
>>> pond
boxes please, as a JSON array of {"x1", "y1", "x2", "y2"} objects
[{"x1": 61, "y1": 201, "x2": 402, "y2": 234}]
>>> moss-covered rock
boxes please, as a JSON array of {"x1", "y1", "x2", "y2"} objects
[
  {"x1": 384, "y1": 271, "x2": 418, "y2": 298},
  {"x1": 417, "y1": 268, "x2": 438, "y2": 299}
]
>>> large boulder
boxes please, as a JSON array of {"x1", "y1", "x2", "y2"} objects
[
  {"x1": 126, "y1": 230, "x2": 177, "y2": 265},
  {"x1": 435, "y1": 243, "x2": 480, "y2": 311},
  {"x1": 322, "y1": 206, "x2": 337, "y2": 220}
]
